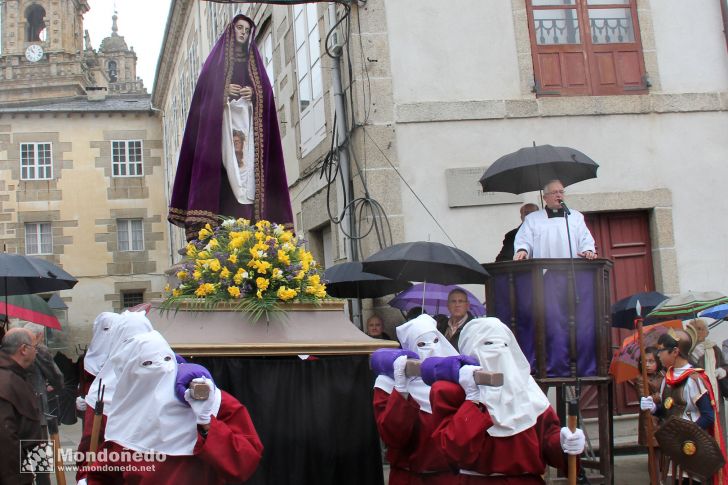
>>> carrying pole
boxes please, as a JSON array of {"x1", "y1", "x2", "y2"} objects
[
  {"x1": 637, "y1": 316, "x2": 659, "y2": 485},
  {"x1": 567, "y1": 399, "x2": 578, "y2": 485}
]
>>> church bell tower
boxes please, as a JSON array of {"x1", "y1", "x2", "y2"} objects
[{"x1": 0, "y1": 0, "x2": 93, "y2": 103}]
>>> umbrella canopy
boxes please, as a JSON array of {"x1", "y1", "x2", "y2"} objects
[
  {"x1": 0, "y1": 253, "x2": 77, "y2": 295},
  {"x1": 362, "y1": 241, "x2": 490, "y2": 285},
  {"x1": 611, "y1": 291, "x2": 668, "y2": 329},
  {"x1": 389, "y1": 283, "x2": 485, "y2": 317},
  {"x1": 609, "y1": 319, "x2": 683, "y2": 384},
  {"x1": 479, "y1": 144, "x2": 599, "y2": 194},
  {"x1": 699, "y1": 304, "x2": 728, "y2": 321},
  {"x1": 46, "y1": 293, "x2": 68, "y2": 310},
  {"x1": 645, "y1": 291, "x2": 728, "y2": 324},
  {"x1": 0, "y1": 294, "x2": 62, "y2": 329},
  {"x1": 323, "y1": 262, "x2": 411, "y2": 299}
]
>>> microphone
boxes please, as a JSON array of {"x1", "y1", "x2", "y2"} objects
[{"x1": 559, "y1": 200, "x2": 571, "y2": 215}]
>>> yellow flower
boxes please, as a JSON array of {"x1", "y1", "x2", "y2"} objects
[
  {"x1": 176, "y1": 270, "x2": 188, "y2": 280},
  {"x1": 198, "y1": 224, "x2": 213, "y2": 241},
  {"x1": 254, "y1": 231, "x2": 265, "y2": 241},
  {"x1": 256, "y1": 289, "x2": 263, "y2": 299},
  {"x1": 277, "y1": 250, "x2": 291, "y2": 266},
  {"x1": 220, "y1": 267, "x2": 231, "y2": 279},
  {"x1": 255, "y1": 220, "x2": 271, "y2": 231},
  {"x1": 236, "y1": 218, "x2": 250, "y2": 226},
  {"x1": 271, "y1": 268, "x2": 283, "y2": 280},
  {"x1": 186, "y1": 243, "x2": 198, "y2": 257},
  {"x1": 227, "y1": 253, "x2": 238, "y2": 264},
  {"x1": 193, "y1": 270, "x2": 202, "y2": 281},
  {"x1": 164, "y1": 284, "x2": 171, "y2": 292},
  {"x1": 299, "y1": 248, "x2": 314, "y2": 272},
  {"x1": 294, "y1": 270, "x2": 306, "y2": 281},
  {"x1": 172, "y1": 289, "x2": 181, "y2": 297},
  {"x1": 195, "y1": 283, "x2": 215, "y2": 297},
  {"x1": 277, "y1": 286, "x2": 298, "y2": 301},
  {"x1": 207, "y1": 238, "x2": 220, "y2": 250},
  {"x1": 256, "y1": 277, "x2": 270, "y2": 291},
  {"x1": 248, "y1": 259, "x2": 272, "y2": 274},
  {"x1": 279, "y1": 231, "x2": 293, "y2": 243},
  {"x1": 197, "y1": 250, "x2": 210, "y2": 259},
  {"x1": 209, "y1": 259, "x2": 222, "y2": 272},
  {"x1": 233, "y1": 269, "x2": 248, "y2": 285},
  {"x1": 307, "y1": 274, "x2": 321, "y2": 286},
  {"x1": 228, "y1": 286, "x2": 241, "y2": 298}
]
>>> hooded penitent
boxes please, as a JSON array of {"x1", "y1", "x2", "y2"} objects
[
  {"x1": 168, "y1": 14, "x2": 293, "y2": 241},
  {"x1": 104, "y1": 331, "x2": 221, "y2": 456},
  {"x1": 85, "y1": 311, "x2": 153, "y2": 409},
  {"x1": 458, "y1": 317, "x2": 550, "y2": 437},
  {"x1": 374, "y1": 314, "x2": 458, "y2": 413},
  {"x1": 83, "y1": 312, "x2": 123, "y2": 376}
]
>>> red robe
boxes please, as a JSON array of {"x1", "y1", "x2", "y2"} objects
[
  {"x1": 373, "y1": 387, "x2": 457, "y2": 485},
  {"x1": 430, "y1": 381, "x2": 567, "y2": 484},
  {"x1": 85, "y1": 391, "x2": 263, "y2": 484}
]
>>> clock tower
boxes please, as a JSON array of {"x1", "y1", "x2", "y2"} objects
[{"x1": 0, "y1": 0, "x2": 95, "y2": 103}]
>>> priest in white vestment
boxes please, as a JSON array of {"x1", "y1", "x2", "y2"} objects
[{"x1": 513, "y1": 179, "x2": 597, "y2": 260}]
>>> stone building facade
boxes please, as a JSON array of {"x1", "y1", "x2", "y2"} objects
[
  {"x1": 0, "y1": 1, "x2": 167, "y2": 353},
  {"x1": 153, "y1": 1, "x2": 728, "y2": 332}
]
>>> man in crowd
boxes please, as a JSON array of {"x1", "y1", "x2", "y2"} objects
[
  {"x1": 366, "y1": 314, "x2": 393, "y2": 340},
  {"x1": 0, "y1": 328, "x2": 42, "y2": 485},
  {"x1": 437, "y1": 289, "x2": 473, "y2": 349},
  {"x1": 23, "y1": 323, "x2": 63, "y2": 485},
  {"x1": 495, "y1": 203, "x2": 539, "y2": 261},
  {"x1": 514, "y1": 180, "x2": 597, "y2": 260}
]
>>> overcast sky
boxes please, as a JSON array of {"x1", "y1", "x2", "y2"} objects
[{"x1": 83, "y1": 0, "x2": 173, "y2": 91}]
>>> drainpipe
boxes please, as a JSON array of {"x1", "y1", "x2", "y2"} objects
[
  {"x1": 721, "y1": 0, "x2": 728, "y2": 52},
  {"x1": 327, "y1": 2, "x2": 361, "y2": 329}
]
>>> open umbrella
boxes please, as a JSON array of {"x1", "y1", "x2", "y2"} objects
[
  {"x1": 645, "y1": 291, "x2": 728, "y2": 324},
  {"x1": 699, "y1": 304, "x2": 728, "y2": 321},
  {"x1": 609, "y1": 319, "x2": 683, "y2": 384},
  {"x1": 0, "y1": 253, "x2": 77, "y2": 295},
  {"x1": 611, "y1": 291, "x2": 668, "y2": 329},
  {"x1": 389, "y1": 283, "x2": 485, "y2": 317},
  {"x1": 0, "y1": 294, "x2": 62, "y2": 329},
  {"x1": 324, "y1": 262, "x2": 411, "y2": 299},
  {"x1": 479, "y1": 144, "x2": 599, "y2": 195},
  {"x1": 362, "y1": 241, "x2": 489, "y2": 285}
]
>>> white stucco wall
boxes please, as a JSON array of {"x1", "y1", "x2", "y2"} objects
[
  {"x1": 384, "y1": 0, "x2": 523, "y2": 103},
  {"x1": 649, "y1": 0, "x2": 728, "y2": 93},
  {"x1": 393, "y1": 111, "x2": 728, "y2": 295}
]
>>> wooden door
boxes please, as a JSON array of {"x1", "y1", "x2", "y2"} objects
[{"x1": 583, "y1": 210, "x2": 655, "y2": 415}]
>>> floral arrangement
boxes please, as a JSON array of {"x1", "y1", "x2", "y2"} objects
[{"x1": 162, "y1": 218, "x2": 327, "y2": 321}]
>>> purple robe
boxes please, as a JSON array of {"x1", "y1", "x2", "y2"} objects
[{"x1": 168, "y1": 15, "x2": 293, "y2": 241}]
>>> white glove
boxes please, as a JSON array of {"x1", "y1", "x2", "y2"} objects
[
  {"x1": 692, "y1": 342, "x2": 706, "y2": 360},
  {"x1": 393, "y1": 355, "x2": 409, "y2": 396},
  {"x1": 76, "y1": 396, "x2": 87, "y2": 412},
  {"x1": 716, "y1": 367, "x2": 727, "y2": 380},
  {"x1": 77, "y1": 479, "x2": 88, "y2": 485},
  {"x1": 458, "y1": 365, "x2": 482, "y2": 402},
  {"x1": 640, "y1": 396, "x2": 656, "y2": 413},
  {"x1": 183, "y1": 377, "x2": 221, "y2": 425},
  {"x1": 560, "y1": 427, "x2": 585, "y2": 455}
]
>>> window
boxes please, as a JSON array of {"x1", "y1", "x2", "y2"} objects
[
  {"x1": 121, "y1": 291, "x2": 144, "y2": 309},
  {"x1": 111, "y1": 140, "x2": 143, "y2": 177},
  {"x1": 293, "y1": 4, "x2": 326, "y2": 155},
  {"x1": 262, "y1": 30, "x2": 276, "y2": 93},
  {"x1": 117, "y1": 219, "x2": 144, "y2": 251},
  {"x1": 25, "y1": 223, "x2": 52, "y2": 255},
  {"x1": 25, "y1": 4, "x2": 46, "y2": 42},
  {"x1": 108, "y1": 60, "x2": 118, "y2": 82},
  {"x1": 527, "y1": 0, "x2": 646, "y2": 96},
  {"x1": 20, "y1": 142, "x2": 52, "y2": 180}
]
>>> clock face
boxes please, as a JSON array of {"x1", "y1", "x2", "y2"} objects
[{"x1": 25, "y1": 44, "x2": 44, "y2": 62}]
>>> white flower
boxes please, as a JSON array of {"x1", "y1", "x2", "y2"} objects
[{"x1": 221, "y1": 219, "x2": 236, "y2": 228}]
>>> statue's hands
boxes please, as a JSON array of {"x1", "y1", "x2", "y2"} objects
[
  {"x1": 239, "y1": 86, "x2": 253, "y2": 101},
  {"x1": 228, "y1": 83, "x2": 244, "y2": 98}
]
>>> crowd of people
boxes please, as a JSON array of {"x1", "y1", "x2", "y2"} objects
[{"x1": 0, "y1": 310, "x2": 263, "y2": 484}]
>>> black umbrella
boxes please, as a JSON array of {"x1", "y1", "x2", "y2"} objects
[
  {"x1": 324, "y1": 262, "x2": 412, "y2": 299},
  {"x1": 611, "y1": 291, "x2": 668, "y2": 329},
  {"x1": 0, "y1": 253, "x2": 78, "y2": 295},
  {"x1": 361, "y1": 241, "x2": 490, "y2": 285},
  {"x1": 479, "y1": 144, "x2": 599, "y2": 194}
]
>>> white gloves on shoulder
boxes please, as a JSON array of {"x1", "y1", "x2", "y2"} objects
[
  {"x1": 183, "y1": 377, "x2": 222, "y2": 425},
  {"x1": 716, "y1": 367, "x2": 727, "y2": 380},
  {"x1": 393, "y1": 355, "x2": 410, "y2": 396},
  {"x1": 458, "y1": 365, "x2": 482, "y2": 403},
  {"x1": 560, "y1": 427, "x2": 585, "y2": 455},
  {"x1": 640, "y1": 396, "x2": 656, "y2": 413},
  {"x1": 76, "y1": 396, "x2": 87, "y2": 412},
  {"x1": 692, "y1": 342, "x2": 706, "y2": 360},
  {"x1": 77, "y1": 479, "x2": 88, "y2": 485}
]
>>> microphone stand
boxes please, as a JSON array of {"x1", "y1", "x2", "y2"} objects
[
  {"x1": 561, "y1": 200, "x2": 580, "y2": 381},
  {"x1": 560, "y1": 200, "x2": 580, "y2": 306}
]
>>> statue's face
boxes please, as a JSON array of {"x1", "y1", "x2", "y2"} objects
[{"x1": 234, "y1": 19, "x2": 251, "y2": 45}]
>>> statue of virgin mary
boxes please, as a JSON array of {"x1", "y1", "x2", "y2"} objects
[{"x1": 168, "y1": 15, "x2": 293, "y2": 241}]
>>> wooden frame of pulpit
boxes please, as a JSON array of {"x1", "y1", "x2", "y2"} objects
[{"x1": 483, "y1": 259, "x2": 614, "y2": 485}]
